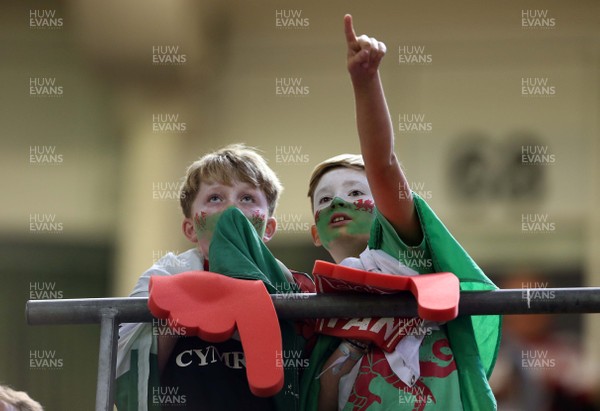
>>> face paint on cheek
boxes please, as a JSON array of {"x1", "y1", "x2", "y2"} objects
[
  {"x1": 249, "y1": 210, "x2": 267, "y2": 237},
  {"x1": 193, "y1": 210, "x2": 222, "y2": 243},
  {"x1": 314, "y1": 209, "x2": 338, "y2": 250},
  {"x1": 345, "y1": 199, "x2": 375, "y2": 235},
  {"x1": 314, "y1": 197, "x2": 376, "y2": 250},
  {"x1": 353, "y1": 199, "x2": 375, "y2": 214},
  {"x1": 314, "y1": 208, "x2": 337, "y2": 249},
  {"x1": 313, "y1": 198, "x2": 348, "y2": 250}
]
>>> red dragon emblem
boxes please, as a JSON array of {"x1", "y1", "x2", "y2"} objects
[{"x1": 347, "y1": 339, "x2": 457, "y2": 411}]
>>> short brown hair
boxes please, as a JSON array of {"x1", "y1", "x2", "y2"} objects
[
  {"x1": 179, "y1": 144, "x2": 282, "y2": 218},
  {"x1": 307, "y1": 154, "x2": 365, "y2": 210}
]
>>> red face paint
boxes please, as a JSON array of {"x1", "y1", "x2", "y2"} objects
[
  {"x1": 314, "y1": 209, "x2": 322, "y2": 224},
  {"x1": 353, "y1": 199, "x2": 375, "y2": 213},
  {"x1": 249, "y1": 210, "x2": 267, "y2": 236},
  {"x1": 194, "y1": 211, "x2": 209, "y2": 231}
]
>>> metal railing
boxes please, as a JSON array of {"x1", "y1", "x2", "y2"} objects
[{"x1": 26, "y1": 288, "x2": 600, "y2": 411}]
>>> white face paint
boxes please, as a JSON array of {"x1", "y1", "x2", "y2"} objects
[{"x1": 312, "y1": 168, "x2": 373, "y2": 212}]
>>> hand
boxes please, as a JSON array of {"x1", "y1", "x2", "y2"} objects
[{"x1": 344, "y1": 14, "x2": 387, "y2": 80}]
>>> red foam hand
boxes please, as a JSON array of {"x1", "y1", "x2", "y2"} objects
[
  {"x1": 313, "y1": 260, "x2": 459, "y2": 322},
  {"x1": 148, "y1": 271, "x2": 283, "y2": 397},
  {"x1": 407, "y1": 272, "x2": 459, "y2": 322}
]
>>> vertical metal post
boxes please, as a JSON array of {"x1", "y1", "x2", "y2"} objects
[{"x1": 95, "y1": 308, "x2": 119, "y2": 411}]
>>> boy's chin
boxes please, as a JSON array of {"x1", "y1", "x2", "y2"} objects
[{"x1": 335, "y1": 229, "x2": 370, "y2": 242}]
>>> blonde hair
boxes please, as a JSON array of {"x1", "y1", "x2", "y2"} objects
[
  {"x1": 307, "y1": 154, "x2": 365, "y2": 210},
  {"x1": 179, "y1": 144, "x2": 282, "y2": 217},
  {"x1": 0, "y1": 385, "x2": 43, "y2": 411}
]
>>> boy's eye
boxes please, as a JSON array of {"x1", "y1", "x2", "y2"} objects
[
  {"x1": 240, "y1": 195, "x2": 254, "y2": 203},
  {"x1": 208, "y1": 195, "x2": 222, "y2": 203},
  {"x1": 318, "y1": 196, "x2": 332, "y2": 205},
  {"x1": 349, "y1": 190, "x2": 364, "y2": 197}
]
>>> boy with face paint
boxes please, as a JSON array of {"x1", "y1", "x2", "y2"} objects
[
  {"x1": 300, "y1": 15, "x2": 500, "y2": 411},
  {"x1": 311, "y1": 166, "x2": 377, "y2": 264},
  {"x1": 116, "y1": 144, "x2": 310, "y2": 411}
]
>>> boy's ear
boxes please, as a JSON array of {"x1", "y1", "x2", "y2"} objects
[
  {"x1": 310, "y1": 224, "x2": 322, "y2": 247},
  {"x1": 182, "y1": 217, "x2": 198, "y2": 243},
  {"x1": 262, "y1": 216, "x2": 277, "y2": 243}
]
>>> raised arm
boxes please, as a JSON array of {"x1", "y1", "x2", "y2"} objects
[{"x1": 344, "y1": 14, "x2": 422, "y2": 245}]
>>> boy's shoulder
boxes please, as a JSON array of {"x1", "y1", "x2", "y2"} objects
[
  {"x1": 130, "y1": 249, "x2": 205, "y2": 297},
  {"x1": 152, "y1": 248, "x2": 204, "y2": 274}
]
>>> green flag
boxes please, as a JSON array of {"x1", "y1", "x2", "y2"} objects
[{"x1": 300, "y1": 194, "x2": 501, "y2": 411}]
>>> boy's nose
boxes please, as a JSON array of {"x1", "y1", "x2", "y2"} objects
[
  {"x1": 330, "y1": 197, "x2": 348, "y2": 209},
  {"x1": 221, "y1": 197, "x2": 235, "y2": 208}
]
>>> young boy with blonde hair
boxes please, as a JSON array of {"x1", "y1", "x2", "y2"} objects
[
  {"x1": 300, "y1": 15, "x2": 501, "y2": 410},
  {"x1": 116, "y1": 144, "x2": 308, "y2": 411}
]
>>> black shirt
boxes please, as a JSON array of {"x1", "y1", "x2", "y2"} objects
[{"x1": 158, "y1": 336, "x2": 276, "y2": 411}]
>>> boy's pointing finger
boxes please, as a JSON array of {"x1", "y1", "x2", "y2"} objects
[{"x1": 344, "y1": 14, "x2": 358, "y2": 48}]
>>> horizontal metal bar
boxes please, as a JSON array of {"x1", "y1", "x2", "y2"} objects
[
  {"x1": 26, "y1": 297, "x2": 154, "y2": 325},
  {"x1": 26, "y1": 288, "x2": 600, "y2": 325}
]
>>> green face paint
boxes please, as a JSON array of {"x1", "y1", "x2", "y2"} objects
[
  {"x1": 314, "y1": 197, "x2": 375, "y2": 250},
  {"x1": 193, "y1": 208, "x2": 267, "y2": 244},
  {"x1": 248, "y1": 209, "x2": 267, "y2": 238},
  {"x1": 193, "y1": 210, "x2": 223, "y2": 245}
]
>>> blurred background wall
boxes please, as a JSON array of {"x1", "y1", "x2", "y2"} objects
[{"x1": 1, "y1": 0, "x2": 598, "y2": 409}]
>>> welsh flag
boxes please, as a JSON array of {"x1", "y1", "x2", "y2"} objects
[{"x1": 300, "y1": 194, "x2": 502, "y2": 411}]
